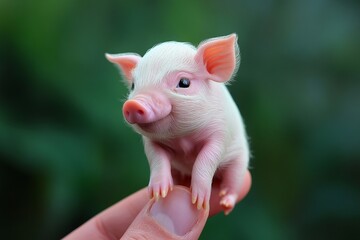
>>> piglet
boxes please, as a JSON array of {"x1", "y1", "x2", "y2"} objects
[{"x1": 106, "y1": 34, "x2": 249, "y2": 214}]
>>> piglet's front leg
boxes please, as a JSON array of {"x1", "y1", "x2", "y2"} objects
[
  {"x1": 191, "y1": 138, "x2": 224, "y2": 210},
  {"x1": 144, "y1": 140, "x2": 173, "y2": 200}
]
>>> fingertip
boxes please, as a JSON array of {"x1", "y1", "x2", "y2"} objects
[{"x1": 121, "y1": 186, "x2": 208, "y2": 239}]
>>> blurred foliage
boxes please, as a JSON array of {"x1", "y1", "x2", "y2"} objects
[{"x1": 1, "y1": 0, "x2": 359, "y2": 239}]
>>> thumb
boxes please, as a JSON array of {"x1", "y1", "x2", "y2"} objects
[{"x1": 121, "y1": 186, "x2": 209, "y2": 240}]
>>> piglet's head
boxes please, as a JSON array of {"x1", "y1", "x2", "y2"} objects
[{"x1": 106, "y1": 34, "x2": 239, "y2": 138}]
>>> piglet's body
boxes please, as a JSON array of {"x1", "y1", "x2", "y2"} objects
[{"x1": 106, "y1": 34, "x2": 249, "y2": 214}]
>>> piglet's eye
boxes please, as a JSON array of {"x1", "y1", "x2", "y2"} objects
[
  {"x1": 177, "y1": 78, "x2": 191, "y2": 88},
  {"x1": 131, "y1": 83, "x2": 134, "y2": 90}
]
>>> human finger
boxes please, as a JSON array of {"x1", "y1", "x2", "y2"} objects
[
  {"x1": 63, "y1": 188, "x2": 149, "y2": 239},
  {"x1": 120, "y1": 186, "x2": 208, "y2": 240},
  {"x1": 63, "y1": 170, "x2": 251, "y2": 239}
]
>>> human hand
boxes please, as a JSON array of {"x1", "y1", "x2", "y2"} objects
[{"x1": 63, "y1": 170, "x2": 251, "y2": 239}]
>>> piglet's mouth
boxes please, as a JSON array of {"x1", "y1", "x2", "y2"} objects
[{"x1": 136, "y1": 114, "x2": 172, "y2": 133}]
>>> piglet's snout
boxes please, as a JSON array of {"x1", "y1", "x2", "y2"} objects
[
  {"x1": 123, "y1": 100, "x2": 150, "y2": 124},
  {"x1": 123, "y1": 96, "x2": 171, "y2": 124}
]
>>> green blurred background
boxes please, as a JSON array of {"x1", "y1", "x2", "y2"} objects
[{"x1": 1, "y1": 0, "x2": 359, "y2": 239}]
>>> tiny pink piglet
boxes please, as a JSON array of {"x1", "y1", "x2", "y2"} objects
[{"x1": 106, "y1": 34, "x2": 249, "y2": 215}]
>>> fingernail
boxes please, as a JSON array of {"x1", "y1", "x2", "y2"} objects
[{"x1": 149, "y1": 186, "x2": 202, "y2": 236}]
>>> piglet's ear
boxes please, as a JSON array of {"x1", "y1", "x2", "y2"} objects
[
  {"x1": 195, "y1": 34, "x2": 239, "y2": 82},
  {"x1": 105, "y1": 53, "x2": 141, "y2": 83}
]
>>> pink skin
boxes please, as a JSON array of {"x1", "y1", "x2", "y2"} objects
[{"x1": 106, "y1": 34, "x2": 249, "y2": 214}]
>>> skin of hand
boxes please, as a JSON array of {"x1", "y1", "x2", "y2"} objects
[{"x1": 63, "y1": 170, "x2": 251, "y2": 240}]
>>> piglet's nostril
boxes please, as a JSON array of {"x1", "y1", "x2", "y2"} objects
[{"x1": 137, "y1": 109, "x2": 144, "y2": 115}]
